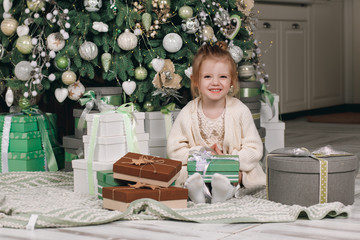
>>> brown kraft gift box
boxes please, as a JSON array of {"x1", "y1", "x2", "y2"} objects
[
  {"x1": 113, "y1": 152, "x2": 182, "y2": 187},
  {"x1": 102, "y1": 186, "x2": 188, "y2": 211}
]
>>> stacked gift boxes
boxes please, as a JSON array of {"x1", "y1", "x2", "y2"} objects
[
  {"x1": 144, "y1": 110, "x2": 179, "y2": 158},
  {"x1": 101, "y1": 152, "x2": 188, "y2": 211},
  {"x1": 0, "y1": 113, "x2": 64, "y2": 172},
  {"x1": 72, "y1": 111, "x2": 150, "y2": 195},
  {"x1": 260, "y1": 94, "x2": 285, "y2": 153},
  {"x1": 237, "y1": 80, "x2": 266, "y2": 148}
]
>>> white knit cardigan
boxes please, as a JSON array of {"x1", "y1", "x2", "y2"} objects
[{"x1": 167, "y1": 96, "x2": 266, "y2": 188}]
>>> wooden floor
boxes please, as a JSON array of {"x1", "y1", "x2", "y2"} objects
[{"x1": 1, "y1": 117, "x2": 360, "y2": 240}]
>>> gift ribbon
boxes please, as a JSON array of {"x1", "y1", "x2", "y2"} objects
[
  {"x1": 100, "y1": 95, "x2": 122, "y2": 106},
  {"x1": 265, "y1": 147, "x2": 347, "y2": 204},
  {"x1": 115, "y1": 103, "x2": 139, "y2": 153},
  {"x1": 240, "y1": 88, "x2": 261, "y2": 98},
  {"x1": 25, "y1": 107, "x2": 58, "y2": 172},
  {"x1": 85, "y1": 103, "x2": 139, "y2": 195},
  {"x1": 261, "y1": 84, "x2": 276, "y2": 120},
  {"x1": 1, "y1": 115, "x2": 13, "y2": 173},
  {"x1": 160, "y1": 103, "x2": 175, "y2": 139}
]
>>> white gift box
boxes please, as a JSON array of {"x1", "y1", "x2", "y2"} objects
[
  {"x1": 72, "y1": 159, "x2": 114, "y2": 195},
  {"x1": 261, "y1": 121, "x2": 285, "y2": 153},
  {"x1": 145, "y1": 111, "x2": 180, "y2": 139},
  {"x1": 83, "y1": 133, "x2": 149, "y2": 162},
  {"x1": 148, "y1": 138, "x2": 167, "y2": 158},
  {"x1": 261, "y1": 94, "x2": 280, "y2": 123},
  {"x1": 86, "y1": 112, "x2": 145, "y2": 137}
]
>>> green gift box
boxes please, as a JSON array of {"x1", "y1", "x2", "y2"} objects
[
  {"x1": 187, "y1": 155, "x2": 240, "y2": 183},
  {"x1": 0, "y1": 129, "x2": 58, "y2": 152},
  {"x1": 3, "y1": 147, "x2": 64, "y2": 172},
  {"x1": 0, "y1": 113, "x2": 57, "y2": 133}
]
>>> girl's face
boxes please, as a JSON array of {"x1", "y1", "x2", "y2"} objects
[{"x1": 197, "y1": 58, "x2": 232, "y2": 103}]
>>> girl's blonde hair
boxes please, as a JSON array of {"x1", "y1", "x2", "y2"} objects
[{"x1": 190, "y1": 41, "x2": 238, "y2": 98}]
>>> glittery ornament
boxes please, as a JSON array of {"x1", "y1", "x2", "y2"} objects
[
  {"x1": 181, "y1": 17, "x2": 200, "y2": 34},
  {"x1": 117, "y1": 29, "x2": 138, "y2": 51},
  {"x1": 101, "y1": 53, "x2": 112, "y2": 72},
  {"x1": 122, "y1": 80, "x2": 136, "y2": 95},
  {"x1": 135, "y1": 66, "x2": 148, "y2": 80},
  {"x1": 179, "y1": 5, "x2": 193, "y2": 20},
  {"x1": 62, "y1": 70, "x2": 77, "y2": 85},
  {"x1": 55, "y1": 56, "x2": 70, "y2": 70},
  {"x1": 1, "y1": 18, "x2": 18, "y2": 36},
  {"x1": 84, "y1": 0, "x2": 103, "y2": 12},
  {"x1": 228, "y1": 45, "x2": 243, "y2": 63},
  {"x1": 68, "y1": 81, "x2": 85, "y2": 101},
  {"x1": 55, "y1": 88, "x2": 68, "y2": 103},
  {"x1": 18, "y1": 97, "x2": 31, "y2": 110},
  {"x1": 16, "y1": 35, "x2": 33, "y2": 54},
  {"x1": 47, "y1": 33, "x2": 65, "y2": 52},
  {"x1": 79, "y1": 41, "x2": 98, "y2": 61},
  {"x1": 163, "y1": 33, "x2": 183, "y2": 53},
  {"x1": 16, "y1": 25, "x2": 29, "y2": 37},
  {"x1": 142, "y1": 13, "x2": 152, "y2": 32},
  {"x1": 14, "y1": 61, "x2": 33, "y2": 81}
]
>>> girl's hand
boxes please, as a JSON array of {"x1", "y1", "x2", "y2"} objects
[{"x1": 211, "y1": 144, "x2": 223, "y2": 155}]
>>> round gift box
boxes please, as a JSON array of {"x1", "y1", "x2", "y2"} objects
[
  {"x1": 238, "y1": 81, "x2": 261, "y2": 103},
  {"x1": 267, "y1": 154, "x2": 358, "y2": 206}
]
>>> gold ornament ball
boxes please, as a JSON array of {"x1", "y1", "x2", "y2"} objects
[
  {"x1": 62, "y1": 70, "x2": 77, "y2": 85},
  {"x1": 135, "y1": 66, "x2": 148, "y2": 80},
  {"x1": 16, "y1": 35, "x2": 33, "y2": 54},
  {"x1": 202, "y1": 25, "x2": 214, "y2": 41},
  {"x1": 179, "y1": 5, "x2": 193, "y2": 19},
  {"x1": 18, "y1": 96, "x2": 31, "y2": 110},
  {"x1": 238, "y1": 64, "x2": 255, "y2": 79},
  {"x1": 26, "y1": 0, "x2": 45, "y2": 12},
  {"x1": 159, "y1": 0, "x2": 171, "y2": 8},
  {"x1": 1, "y1": 18, "x2": 18, "y2": 36},
  {"x1": 143, "y1": 101, "x2": 154, "y2": 112}
]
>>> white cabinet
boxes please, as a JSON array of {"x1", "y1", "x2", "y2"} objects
[
  {"x1": 255, "y1": 3, "x2": 309, "y2": 113},
  {"x1": 255, "y1": 0, "x2": 344, "y2": 114},
  {"x1": 309, "y1": 0, "x2": 344, "y2": 109}
]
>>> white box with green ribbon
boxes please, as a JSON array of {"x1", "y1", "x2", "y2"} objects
[{"x1": 83, "y1": 133, "x2": 149, "y2": 162}]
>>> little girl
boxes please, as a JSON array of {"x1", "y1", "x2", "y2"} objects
[{"x1": 167, "y1": 42, "x2": 266, "y2": 204}]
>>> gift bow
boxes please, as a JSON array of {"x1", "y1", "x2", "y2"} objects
[
  {"x1": 160, "y1": 103, "x2": 175, "y2": 114},
  {"x1": 261, "y1": 84, "x2": 275, "y2": 120}
]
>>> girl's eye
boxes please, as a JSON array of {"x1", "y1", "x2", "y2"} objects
[
  {"x1": 204, "y1": 75, "x2": 211, "y2": 79},
  {"x1": 220, "y1": 75, "x2": 228, "y2": 79}
]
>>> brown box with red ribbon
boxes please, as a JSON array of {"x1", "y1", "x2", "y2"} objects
[
  {"x1": 112, "y1": 152, "x2": 182, "y2": 187},
  {"x1": 102, "y1": 186, "x2": 188, "y2": 211}
]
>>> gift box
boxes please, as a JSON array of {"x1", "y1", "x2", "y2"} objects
[
  {"x1": 267, "y1": 153, "x2": 358, "y2": 206},
  {"x1": 83, "y1": 133, "x2": 149, "y2": 162},
  {"x1": 62, "y1": 135, "x2": 84, "y2": 171},
  {"x1": 86, "y1": 112, "x2": 145, "y2": 137},
  {"x1": 261, "y1": 94, "x2": 280, "y2": 123},
  {"x1": 237, "y1": 81, "x2": 261, "y2": 103},
  {"x1": 148, "y1": 138, "x2": 167, "y2": 158},
  {"x1": 261, "y1": 121, "x2": 285, "y2": 153},
  {"x1": 102, "y1": 186, "x2": 188, "y2": 211},
  {"x1": 85, "y1": 86, "x2": 122, "y2": 107},
  {"x1": 72, "y1": 159, "x2": 115, "y2": 195},
  {"x1": 0, "y1": 113, "x2": 56, "y2": 132},
  {"x1": 145, "y1": 111, "x2": 180, "y2": 140},
  {"x1": 4, "y1": 147, "x2": 64, "y2": 172},
  {"x1": 73, "y1": 108, "x2": 100, "y2": 139},
  {"x1": 187, "y1": 155, "x2": 240, "y2": 183},
  {"x1": 0, "y1": 129, "x2": 57, "y2": 152},
  {"x1": 113, "y1": 152, "x2": 182, "y2": 187},
  {"x1": 97, "y1": 170, "x2": 129, "y2": 199}
]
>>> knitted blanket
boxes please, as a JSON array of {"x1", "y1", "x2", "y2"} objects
[{"x1": 0, "y1": 172, "x2": 350, "y2": 229}]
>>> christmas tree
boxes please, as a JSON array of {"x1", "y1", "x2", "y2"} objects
[{"x1": 0, "y1": 0, "x2": 264, "y2": 112}]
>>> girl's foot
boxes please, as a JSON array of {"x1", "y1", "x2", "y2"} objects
[
  {"x1": 184, "y1": 173, "x2": 206, "y2": 204},
  {"x1": 211, "y1": 173, "x2": 236, "y2": 203}
]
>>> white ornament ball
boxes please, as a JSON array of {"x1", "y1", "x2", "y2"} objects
[
  {"x1": 14, "y1": 61, "x2": 34, "y2": 81},
  {"x1": 46, "y1": 32, "x2": 65, "y2": 52},
  {"x1": 24, "y1": 92, "x2": 29, "y2": 98},
  {"x1": 48, "y1": 73, "x2": 56, "y2": 81},
  {"x1": 79, "y1": 41, "x2": 98, "y2": 61},
  {"x1": 163, "y1": 33, "x2": 183, "y2": 53},
  {"x1": 1, "y1": 18, "x2": 18, "y2": 36},
  {"x1": 61, "y1": 70, "x2": 77, "y2": 85},
  {"x1": 31, "y1": 90, "x2": 38, "y2": 97},
  {"x1": 68, "y1": 81, "x2": 85, "y2": 101},
  {"x1": 117, "y1": 29, "x2": 138, "y2": 51}
]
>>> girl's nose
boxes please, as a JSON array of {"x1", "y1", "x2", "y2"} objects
[{"x1": 212, "y1": 77, "x2": 220, "y2": 84}]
